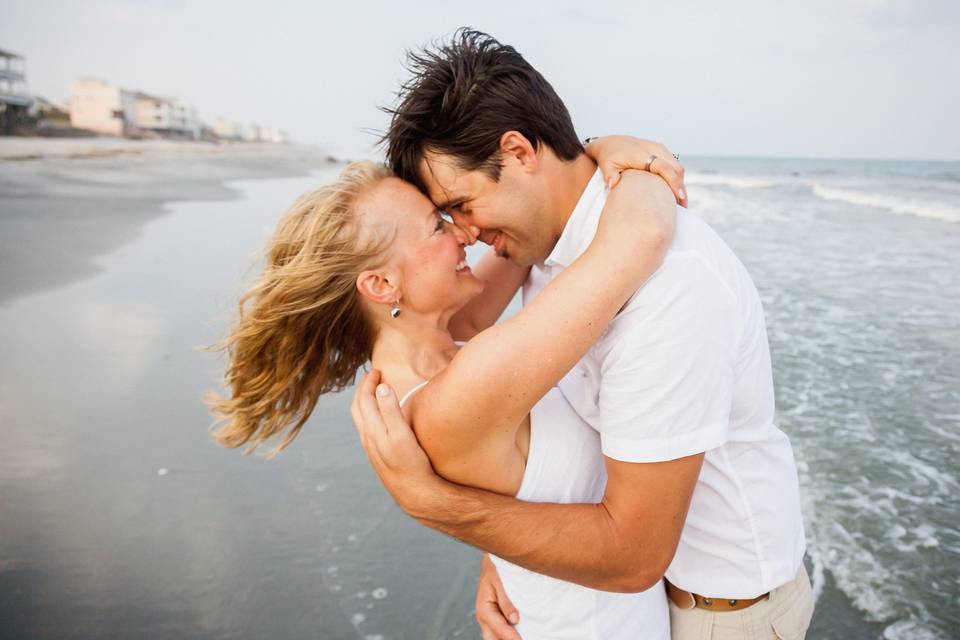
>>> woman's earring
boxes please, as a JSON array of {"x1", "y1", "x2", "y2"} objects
[{"x1": 390, "y1": 301, "x2": 401, "y2": 319}]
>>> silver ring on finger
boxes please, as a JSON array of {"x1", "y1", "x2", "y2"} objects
[
  {"x1": 673, "y1": 153, "x2": 680, "y2": 160},
  {"x1": 644, "y1": 154, "x2": 657, "y2": 172}
]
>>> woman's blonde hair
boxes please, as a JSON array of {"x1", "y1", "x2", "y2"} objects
[{"x1": 206, "y1": 161, "x2": 393, "y2": 455}]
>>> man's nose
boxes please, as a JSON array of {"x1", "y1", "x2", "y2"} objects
[
  {"x1": 478, "y1": 229, "x2": 498, "y2": 246},
  {"x1": 451, "y1": 221, "x2": 479, "y2": 245},
  {"x1": 449, "y1": 212, "x2": 480, "y2": 244}
]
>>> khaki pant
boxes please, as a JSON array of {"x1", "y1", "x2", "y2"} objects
[{"x1": 669, "y1": 566, "x2": 815, "y2": 640}]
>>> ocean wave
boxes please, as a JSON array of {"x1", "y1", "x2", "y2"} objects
[
  {"x1": 811, "y1": 184, "x2": 960, "y2": 223},
  {"x1": 685, "y1": 174, "x2": 781, "y2": 189}
]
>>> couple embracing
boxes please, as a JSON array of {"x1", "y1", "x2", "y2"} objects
[{"x1": 210, "y1": 29, "x2": 813, "y2": 640}]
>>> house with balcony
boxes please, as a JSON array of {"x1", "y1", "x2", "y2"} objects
[
  {"x1": 133, "y1": 92, "x2": 200, "y2": 139},
  {"x1": 0, "y1": 47, "x2": 31, "y2": 134}
]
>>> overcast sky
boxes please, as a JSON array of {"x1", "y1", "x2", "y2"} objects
[{"x1": 2, "y1": 0, "x2": 958, "y2": 160}]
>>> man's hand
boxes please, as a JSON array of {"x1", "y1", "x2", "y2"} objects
[
  {"x1": 584, "y1": 135, "x2": 688, "y2": 207},
  {"x1": 350, "y1": 370, "x2": 446, "y2": 518},
  {"x1": 476, "y1": 554, "x2": 521, "y2": 640}
]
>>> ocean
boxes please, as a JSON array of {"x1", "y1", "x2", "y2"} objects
[
  {"x1": 0, "y1": 156, "x2": 956, "y2": 639},
  {"x1": 684, "y1": 157, "x2": 960, "y2": 640}
]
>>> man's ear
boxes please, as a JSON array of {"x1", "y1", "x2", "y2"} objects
[
  {"x1": 356, "y1": 269, "x2": 399, "y2": 306},
  {"x1": 499, "y1": 131, "x2": 539, "y2": 172}
]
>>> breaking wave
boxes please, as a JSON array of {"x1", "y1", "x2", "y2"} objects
[{"x1": 811, "y1": 184, "x2": 960, "y2": 223}]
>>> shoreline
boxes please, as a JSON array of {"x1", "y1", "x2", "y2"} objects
[
  {"x1": 0, "y1": 138, "x2": 343, "y2": 304},
  {"x1": 0, "y1": 136, "x2": 340, "y2": 162}
]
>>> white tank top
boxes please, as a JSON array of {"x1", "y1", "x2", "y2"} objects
[{"x1": 401, "y1": 384, "x2": 669, "y2": 639}]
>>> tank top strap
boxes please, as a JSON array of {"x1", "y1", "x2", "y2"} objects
[
  {"x1": 398, "y1": 380, "x2": 430, "y2": 408},
  {"x1": 398, "y1": 342, "x2": 461, "y2": 409}
]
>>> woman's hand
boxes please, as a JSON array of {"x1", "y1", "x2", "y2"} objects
[
  {"x1": 476, "y1": 554, "x2": 521, "y2": 640},
  {"x1": 584, "y1": 135, "x2": 688, "y2": 207}
]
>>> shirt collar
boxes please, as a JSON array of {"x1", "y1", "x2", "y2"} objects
[{"x1": 543, "y1": 168, "x2": 607, "y2": 269}]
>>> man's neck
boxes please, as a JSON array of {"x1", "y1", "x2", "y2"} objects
[{"x1": 545, "y1": 153, "x2": 599, "y2": 247}]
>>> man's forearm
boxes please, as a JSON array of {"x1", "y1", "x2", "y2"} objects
[{"x1": 411, "y1": 479, "x2": 661, "y2": 593}]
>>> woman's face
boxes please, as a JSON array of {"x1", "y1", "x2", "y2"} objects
[{"x1": 359, "y1": 177, "x2": 483, "y2": 316}]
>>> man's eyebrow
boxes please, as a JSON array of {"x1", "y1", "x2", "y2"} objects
[{"x1": 435, "y1": 196, "x2": 465, "y2": 211}]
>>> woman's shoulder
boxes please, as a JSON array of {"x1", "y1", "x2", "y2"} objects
[{"x1": 398, "y1": 379, "x2": 429, "y2": 409}]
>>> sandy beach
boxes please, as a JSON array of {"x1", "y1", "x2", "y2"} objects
[
  {"x1": 0, "y1": 145, "x2": 956, "y2": 639},
  {"x1": 0, "y1": 138, "x2": 337, "y2": 304}
]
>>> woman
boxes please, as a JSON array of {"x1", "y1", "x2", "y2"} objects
[{"x1": 207, "y1": 139, "x2": 680, "y2": 639}]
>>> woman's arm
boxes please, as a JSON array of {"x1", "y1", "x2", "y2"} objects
[
  {"x1": 447, "y1": 135, "x2": 686, "y2": 342},
  {"x1": 584, "y1": 135, "x2": 688, "y2": 207},
  {"x1": 413, "y1": 171, "x2": 676, "y2": 458},
  {"x1": 447, "y1": 249, "x2": 529, "y2": 341}
]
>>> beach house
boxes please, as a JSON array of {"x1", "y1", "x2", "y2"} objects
[
  {"x1": 0, "y1": 48, "x2": 30, "y2": 135},
  {"x1": 133, "y1": 93, "x2": 201, "y2": 140},
  {"x1": 69, "y1": 78, "x2": 137, "y2": 137}
]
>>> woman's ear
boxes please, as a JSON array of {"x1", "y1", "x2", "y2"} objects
[{"x1": 356, "y1": 269, "x2": 399, "y2": 306}]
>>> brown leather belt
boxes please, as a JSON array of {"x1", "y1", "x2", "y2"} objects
[{"x1": 665, "y1": 580, "x2": 769, "y2": 612}]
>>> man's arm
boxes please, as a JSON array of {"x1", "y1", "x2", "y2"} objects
[
  {"x1": 353, "y1": 371, "x2": 702, "y2": 592},
  {"x1": 352, "y1": 253, "x2": 735, "y2": 591}
]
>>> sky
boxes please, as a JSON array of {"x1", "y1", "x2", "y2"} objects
[{"x1": 2, "y1": 0, "x2": 958, "y2": 160}]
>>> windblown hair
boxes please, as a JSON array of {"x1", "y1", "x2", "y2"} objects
[
  {"x1": 383, "y1": 27, "x2": 583, "y2": 193},
  {"x1": 206, "y1": 161, "x2": 393, "y2": 456}
]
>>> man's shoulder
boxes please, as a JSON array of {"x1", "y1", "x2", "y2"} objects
[
  {"x1": 593, "y1": 215, "x2": 742, "y2": 357},
  {"x1": 639, "y1": 211, "x2": 743, "y2": 299}
]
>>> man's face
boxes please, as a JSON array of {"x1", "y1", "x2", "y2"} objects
[{"x1": 418, "y1": 151, "x2": 553, "y2": 267}]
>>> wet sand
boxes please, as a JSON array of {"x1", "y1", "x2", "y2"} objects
[
  {"x1": 0, "y1": 156, "x2": 482, "y2": 639},
  {"x1": 0, "y1": 138, "x2": 338, "y2": 304}
]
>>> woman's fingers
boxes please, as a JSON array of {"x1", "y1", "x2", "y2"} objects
[
  {"x1": 475, "y1": 555, "x2": 521, "y2": 640},
  {"x1": 593, "y1": 136, "x2": 688, "y2": 207},
  {"x1": 476, "y1": 601, "x2": 522, "y2": 640},
  {"x1": 493, "y1": 577, "x2": 519, "y2": 627},
  {"x1": 600, "y1": 161, "x2": 622, "y2": 190},
  {"x1": 476, "y1": 568, "x2": 522, "y2": 640},
  {"x1": 647, "y1": 157, "x2": 686, "y2": 207}
]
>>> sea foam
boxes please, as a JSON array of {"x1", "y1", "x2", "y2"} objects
[
  {"x1": 811, "y1": 184, "x2": 960, "y2": 223},
  {"x1": 685, "y1": 174, "x2": 780, "y2": 189}
]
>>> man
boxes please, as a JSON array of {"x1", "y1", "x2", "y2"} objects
[{"x1": 353, "y1": 29, "x2": 812, "y2": 639}]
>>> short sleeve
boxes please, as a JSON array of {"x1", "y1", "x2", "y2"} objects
[{"x1": 597, "y1": 255, "x2": 737, "y2": 463}]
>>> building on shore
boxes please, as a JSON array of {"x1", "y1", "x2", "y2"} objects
[
  {"x1": 133, "y1": 92, "x2": 200, "y2": 140},
  {"x1": 0, "y1": 48, "x2": 31, "y2": 135},
  {"x1": 69, "y1": 78, "x2": 137, "y2": 137},
  {"x1": 213, "y1": 116, "x2": 242, "y2": 141},
  {"x1": 28, "y1": 96, "x2": 72, "y2": 133},
  {"x1": 70, "y1": 79, "x2": 201, "y2": 140},
  {"x1": 258, "y1": 126, "x2": 289, "y2": 144},
  {"x1": 214, "y1": 117, "x2": 287, "y2": 143},
  {"x1": 68, "y1": 77, "x2": 287, "y2": 143}
]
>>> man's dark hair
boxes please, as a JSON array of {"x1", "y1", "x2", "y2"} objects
[{"x1": 382, "y1": 28, "x2": 583, "y2": 193}]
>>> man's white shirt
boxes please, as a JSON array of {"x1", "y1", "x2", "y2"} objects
[{"x1": 522, "y1": 169, "x2": 806, "y2": 599}]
